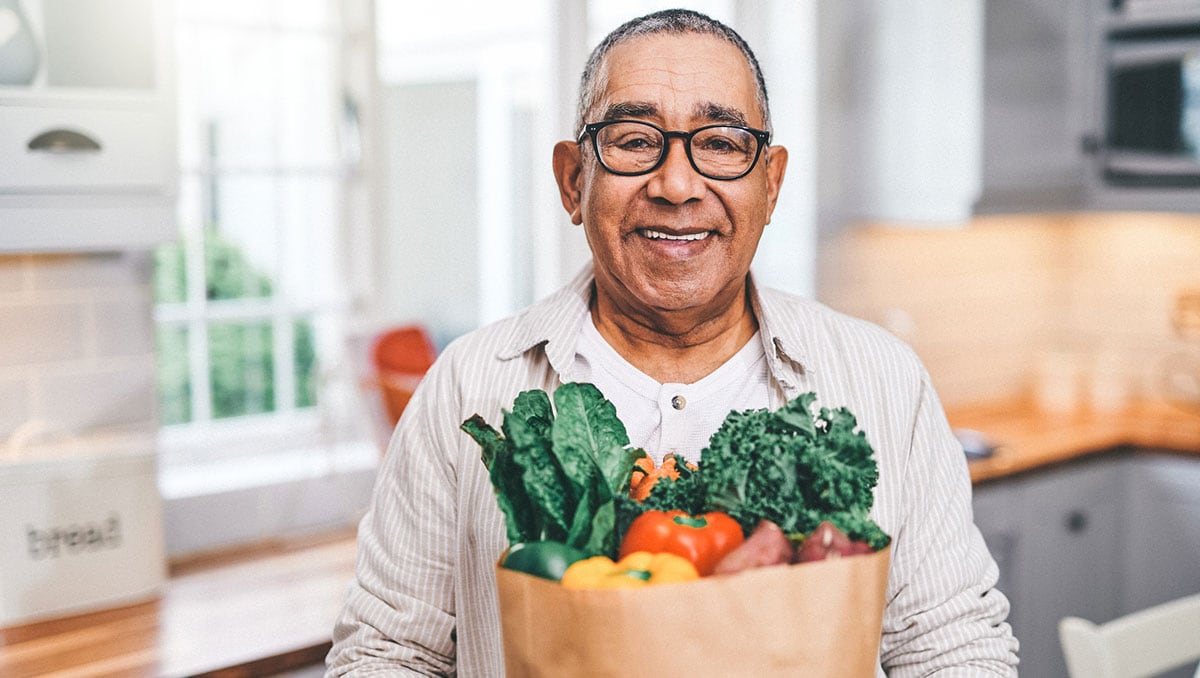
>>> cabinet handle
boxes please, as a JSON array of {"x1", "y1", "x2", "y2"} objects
[
  {"x1": 27, "y1": 129, "x2": 103, "y2": 154},
  {"x1": 1066, "y1": 510, "x2": 1089, "y2": 534}
]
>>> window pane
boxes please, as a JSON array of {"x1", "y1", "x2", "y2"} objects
[
  {"x1": 270, "y1": 0, "x2": 332, "y2": 30},
  {"x1": 279, "y1": 176, "x2": 337, "y2": 304},
  {"x1": 156, "y1": 325, "x2": 192, "y2": 425},
  {"x1": 588, "y1": 1, "x2": 735, "y2": 43},
  {"x1": 177, "y1": 26, "x2": 278, "y2": 169},
  {"x1": 209, "y1": 321, "x2": 275, "y2": 418},
  {"x1": 294, "y1": 317, "x2": 318, "y2": 409},
  {"x1": 177, "y1": 0, "x2": 273, "y2": 27},
  {"x1": 277, "y1": 33, "x2": 338, "y2": 167},
  {"x1": 153, "y1": 241, "x2": 187, "y2": 304},
  {"x1": 378, "y1": 2, "x2": 546, "y2": 49},
  {"x1": 204, "y1": 229, "x2": 274, "y2": 300},
  {"x1": 207, "y1": 175, "x2": 280, "y2": 300}
]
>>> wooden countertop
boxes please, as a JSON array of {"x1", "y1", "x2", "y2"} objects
[{"x1": 948, "y1": 397, "x2": 1200, "y2": 483}]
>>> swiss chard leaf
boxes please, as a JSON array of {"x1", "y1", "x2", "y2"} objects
[
  {"x1": 550, "y1": 383, "x2": 630, "y2": 550},
  {"x1": 550, "y1": 383, "x2": 630, "y2": 493},
  {"x1": 503, "y1": 409, "x2": 571, "y2": 543},
  {"x1": 510, "y1": 389, "x2": 554, "y2": 439},
  {"x1": 462, "y1": 415, "x2": 533, "y2": 544},
  {"x1": 464, "y1": 382, "x2": 642, "y2": 558},
  {"x1": 584, "y1": 501, "x2": 618, "y2": 557}
]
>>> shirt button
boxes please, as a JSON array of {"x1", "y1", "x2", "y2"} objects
[{"x1": 671, "y1": 395, "x2": 686, "y2": 410}]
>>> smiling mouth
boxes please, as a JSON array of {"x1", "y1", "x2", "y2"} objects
[{"x1": 638, "y1": 228, "x2": 712, "y2": 242}]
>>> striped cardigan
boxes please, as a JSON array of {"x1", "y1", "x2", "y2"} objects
[{"x1": 326, "y1": 265, "x2": 1019, "y2": 677}]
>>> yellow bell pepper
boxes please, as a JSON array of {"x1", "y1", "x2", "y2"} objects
[{"x1": 560, "y1": 551, "x2": 700, "y2": 589}]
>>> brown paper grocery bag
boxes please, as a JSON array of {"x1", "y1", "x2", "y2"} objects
[{"x1": 496, "y1": 545, "x2": 890, "y2": 678}]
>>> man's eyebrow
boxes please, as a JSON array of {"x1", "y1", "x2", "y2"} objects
[
  {"x1": 696, "y1": 102, "x2": 748, "y2": 126},
  {"x1": 597, "y1": 101, "x2": 749, "y2": 126},
  {"x1": 599, "y1": 101, "x2": 658, "y2": 121}
]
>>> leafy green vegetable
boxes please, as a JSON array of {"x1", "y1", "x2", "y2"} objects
[
  {"x1": 463, "y1": 382, "x2": 647, "y2": 557},
  {"x1": 466, "y1": 386, "x2": 890, "y2": 558},
  {"x1": 699, "y1": 393, "x2": 889, "y2": 549},
  {"x1": 461, "y1": 414, "x2": 535, "y2": 546}
]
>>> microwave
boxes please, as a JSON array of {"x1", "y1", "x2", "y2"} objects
[{"x1": 1103, "y1": 28, "x2": 1200, "y2": 186}]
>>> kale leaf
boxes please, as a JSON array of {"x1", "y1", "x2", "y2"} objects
[{"x1": 699, "y1": 393, "x2": 888, "y2": 548}]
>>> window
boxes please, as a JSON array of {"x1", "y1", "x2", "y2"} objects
[{"x1": 155, "y1": 1, "x2": 359, "y2": 461}]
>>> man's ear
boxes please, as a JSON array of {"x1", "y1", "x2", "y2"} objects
[
  {"x1": 552, "y1": 140, "x2": 584, "y2": 225},
  {"x1": 762, "y1": 145, "x2": 788, "y2": 223}
]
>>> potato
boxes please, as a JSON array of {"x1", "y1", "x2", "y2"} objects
[
  {"x1": 712, "y1": 520, "x2": 793, "y2": 575},
  {"x1": 793, "y1": 521, "x2": 872, "y2": 562}
]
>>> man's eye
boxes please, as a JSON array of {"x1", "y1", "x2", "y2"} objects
[
  {"x1": 612, "y1": 135, "x2": 660, "y2": 151},
  {"x1": 697, "y1": 134, "x2": 748, "y2": 154}
]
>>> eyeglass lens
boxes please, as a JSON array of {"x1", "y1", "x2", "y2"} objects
[{"x1": 594, "y1": 122, "x2": 759, "y2": 178}]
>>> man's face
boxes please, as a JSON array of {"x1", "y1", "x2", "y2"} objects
[{"x1": 554, "y1": 32, "x2": 787, "y2": 322}]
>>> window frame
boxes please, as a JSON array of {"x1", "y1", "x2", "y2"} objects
[{"x1": 156, "y1": 0, "x2": 362, "y2": 470}]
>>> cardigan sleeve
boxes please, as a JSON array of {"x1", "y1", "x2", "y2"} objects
[{"x1": 878, "y1": 375, "x2": 1020, "y2": 676}]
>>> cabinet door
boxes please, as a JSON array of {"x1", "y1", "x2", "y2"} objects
[
  {"x1": 0, "y1": 0, "x2": 175, "y2": 253},
  {"x1": 1016, "y1": 457, "x2": 1122, "y2": 678},
  {"x1": 971, "y1": 480, "x2": 1023, "y2": 633},
  {"x1": 976, "y1": 0, "x2": 1095, "y2": 214},
  {"x1": 817, "y1": 0, "x2": 984, "y2": 225},
  {"x1": 1121, "y1": 453, "x2": 1200, "y2": 616}
]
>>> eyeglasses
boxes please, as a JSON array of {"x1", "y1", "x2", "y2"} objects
[{"x1": 577, "y1": 119, "x2": 771, "y2": 181}]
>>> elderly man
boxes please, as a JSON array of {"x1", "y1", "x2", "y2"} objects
[{"x1": 327, "y1": 9, "x2": 1018, "y2": 676}]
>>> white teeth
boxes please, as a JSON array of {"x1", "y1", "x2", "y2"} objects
[{"x1": 642, "y1": 229, "x2": 710, "y2": 241}]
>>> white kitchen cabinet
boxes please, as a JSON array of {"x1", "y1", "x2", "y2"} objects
[
  {"x1": 0, "y1": 0, "x2": 176, "y2": 252},
  {"x1": 817, "y1": 0, "x2": 984, "y2": 226},
  {"x1": 1015, "y1": 455, "x2": 1123, "y2": 678},
  {"x1": 1121, "y1": 452, "x2": 1200, "y2": 615},
  {"x1": 972, "y1": 454, "x2": 1124, "y2": 677},
  {"x1": 970, "y1": 479, "x2": 1024, "y2": 634}
]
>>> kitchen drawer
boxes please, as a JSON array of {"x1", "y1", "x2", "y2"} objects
[{"x1": 0, "y1": 105, "x2": 172, "y2": 193}]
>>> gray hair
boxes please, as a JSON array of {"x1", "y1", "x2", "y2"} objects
[{"x1": 575, "y1": 9, "x2": 771, "y2": 134}]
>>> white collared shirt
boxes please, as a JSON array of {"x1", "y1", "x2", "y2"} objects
[{"x1": 573, "y1": 314, "x2": 770, "y2": 465}]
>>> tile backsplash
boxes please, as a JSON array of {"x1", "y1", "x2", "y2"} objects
[
  {"x1": 818, "y1": 212, "x2": 1200, "y2": 410},
  {"x1": 0, "y1": 253, "x2": 157, "y2": 447}
]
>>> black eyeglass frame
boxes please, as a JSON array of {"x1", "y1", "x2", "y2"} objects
[{"x1": 576, "y1": 119, "x2": 772, "y2": 181}]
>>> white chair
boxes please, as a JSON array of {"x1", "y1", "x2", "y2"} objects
[{"x1": 1059, "y1": 592, "x2": 1200, "y2": 678}]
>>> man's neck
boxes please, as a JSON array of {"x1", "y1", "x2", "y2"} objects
[{"x1": 590, "y1": 283, "x2": 759, "y2": 384}]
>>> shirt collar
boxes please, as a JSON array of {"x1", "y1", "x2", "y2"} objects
[
  {"x1": 495, "y1": 264, "x2": 593, "y2": 378},
  {"x1": 746, "y1": 273, "x2": 809, "y2": 396},
  {"x1": 495, "y1": 264, "x2": 809, "y2": 390}
]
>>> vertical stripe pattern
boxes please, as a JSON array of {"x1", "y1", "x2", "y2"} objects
[{"x1": 325, "y1": 267, "x2": 1020, "y2": 677}]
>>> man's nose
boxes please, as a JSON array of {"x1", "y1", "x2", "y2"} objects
[{"x1": 645, "y1": 138, "x2": 706, "y2": 204}]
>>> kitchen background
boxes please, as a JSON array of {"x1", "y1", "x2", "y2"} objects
[{"x1": 2, "y1": 0, "x2": 1200, "y2": 676}]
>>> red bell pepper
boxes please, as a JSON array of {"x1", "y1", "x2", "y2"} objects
[{"x1": 619, "y1": 510, "x2": 744, "y2": 576}]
